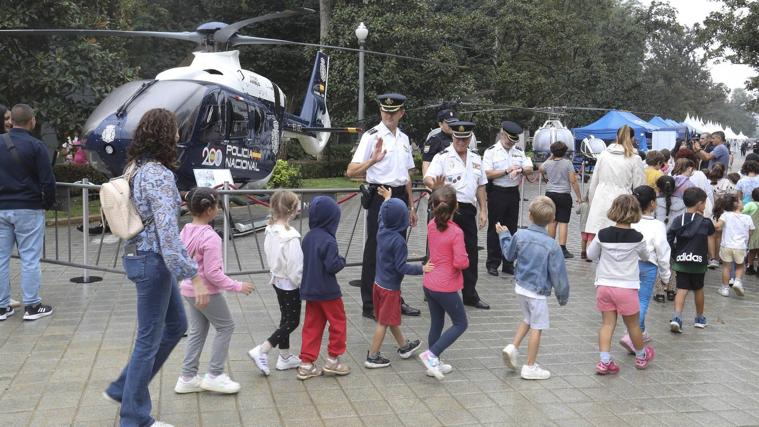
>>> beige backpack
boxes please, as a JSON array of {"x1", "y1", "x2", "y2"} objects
[{"x1": 100, "y1": 163, "x2": 145, "y2": 240}]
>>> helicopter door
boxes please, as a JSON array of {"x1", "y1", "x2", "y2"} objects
[
  {"x1": 199, "y1": 93, "x2": 224, "y2": 145},
  {"x1": 228, "y1": 97, "x2": 251, "y2": 145}
]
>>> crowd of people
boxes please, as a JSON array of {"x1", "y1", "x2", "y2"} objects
[{"x1": 1, "y1": 93, "x2": 756, "y2": 427}]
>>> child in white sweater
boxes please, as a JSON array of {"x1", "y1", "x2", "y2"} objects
[
  {"x1": 588, "y1": 195, "x2": 654, "y2": 375},
  {"x1": 249, "y1": 190, "x2": 304, "y2": 375}
]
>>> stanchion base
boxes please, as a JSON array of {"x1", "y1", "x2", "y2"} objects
[
  {"x1": 70, "y1": 276, "x2": 103, "y2": 284},
  {"x1": 348, "y1": 279, "x2": 362, "y2": 287}
]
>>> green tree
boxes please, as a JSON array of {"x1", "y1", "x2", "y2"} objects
[{"x1": 0, "y1": 1, "x2": 138, "y2": 138}]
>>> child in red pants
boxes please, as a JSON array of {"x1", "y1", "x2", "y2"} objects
[{"x1": 297, "y1": 196, "x2": 349, "y2": 379}]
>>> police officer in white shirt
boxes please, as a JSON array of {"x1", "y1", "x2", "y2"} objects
[
  {"x1": 424, "y1": 121, "x2": 490, "y2": 309},
  {"x1": 347, "y1": 93, "x2": 421, "y2": 319},
  {"x1": 483, "y1": 121, "x2": 533, "y2": 276}
]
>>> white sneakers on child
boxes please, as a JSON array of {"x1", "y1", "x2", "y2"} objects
[
  {"x1": 248, "y1": 345, "x2": 271, "y2": 376},
  {"x1": 521, "y1": 364, "x2": 551, "y2": 380},
  {"x1": 719, "y1": 286, "x2": 731, "y2": 297},
  {"x1": 175, "y1": 374, "x2": 240, "y2": 394},
  {"x1": 733, "y1": 280, "x2": 745, "y2": 296},
  {"x1": 200, "y1": 373, "x2": 240, "y2": 394},
  {"x1": 174, "y1": 375, "x2": 202, "y2": 394},
  {"x1": 502, "y1": 344, "x2": 518, "y2": 370},
  {"x1": 419, "y1": 350, "x2": 444, "y2": 380},
  {"x1": 425, "y1": 360, "x2": 453, "y2": 376},
  {"x1": 276, "y1": 354, "x2": 301, "y2": 371}
]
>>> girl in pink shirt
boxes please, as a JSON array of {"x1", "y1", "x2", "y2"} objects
[
  {"x1": 175, "y1": 188, "x2": 254, "y2": 395},
  {"x1": 419, "y1": 186, "x2": 469, "y2": 379}
]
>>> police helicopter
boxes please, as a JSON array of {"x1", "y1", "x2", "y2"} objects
[{"x1": 0, "y1": 8, "x2": 442, "y2": 191}]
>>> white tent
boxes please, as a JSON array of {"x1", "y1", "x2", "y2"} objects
[{"x1": 725, "y1": 126, "x2": 739, "y2": 140}]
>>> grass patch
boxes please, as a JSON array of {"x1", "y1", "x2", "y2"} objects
[
  {"x1": 46, "y1": 197, "x2": 101, "y2": 220},
  {"x1": 301, "y1": 177, "x2": 358, "y2": 189}
]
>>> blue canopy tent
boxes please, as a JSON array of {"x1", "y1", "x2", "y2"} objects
[
  {"x1": 573, "y1": 110, "x2": 656, "y2": 152},
  {"x1": 648, "y1": 116, "x2": 687, "y2": 141}
]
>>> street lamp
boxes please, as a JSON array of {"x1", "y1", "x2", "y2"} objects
[{"x1": 355, "y1": 22, "x2": 368, "y2": 123}]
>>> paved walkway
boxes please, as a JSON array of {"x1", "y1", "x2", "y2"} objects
[{"x1": 4, "y1": 180, "x2": 759, "y2": 426}]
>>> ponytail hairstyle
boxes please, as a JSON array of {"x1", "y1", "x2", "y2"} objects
[
  {"x1": 632, "y1": 185, "x2": 656, "y2": 214},
  {"x1": 708, "y1": 163, "x2": 725, "y2": 185},
  {"x1": 672, "y1": 158, "x2": 695, "y2": 176},
  {"x1": 615, "y1": 125, "x2": 635, "y2": 158},
  {"x1": 269, "y1": 190, "x2": 300, "y2": 230},
  {"x1": 185, "y1": 187, "x2": 219, "y2": 216},
  {"x1": 713, "y1": 193, "x2": 740, "y2": 220},
  {"x1": 430, "y1": 185, "x2": 458, "y2": 232},
  {"x1": 656, "y1": 175, "x2": 676, "y2": 223}
]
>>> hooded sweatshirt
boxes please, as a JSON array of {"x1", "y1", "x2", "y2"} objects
[
  {"x1": 587, "y1": 226, "x2": 650, "y2": 289},
  {"x1": 264, "y1": 224, "x2": 303, "y2": 290},
  {"x1": 300, "y1": 196, "x2": 346, "y2": 301},
  {"x1": 375, "y1": 198, "x2": 423, "y2": 291},
  {"x1": 179, "y1": 223, "x2": 242, "y2": 297}
]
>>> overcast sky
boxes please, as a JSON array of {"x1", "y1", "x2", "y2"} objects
[{"x1": 640, "y1": 0, "x2": 756, "y2": 90}]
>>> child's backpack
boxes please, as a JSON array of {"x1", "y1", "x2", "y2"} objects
[{"x1": 99, "y1": 163, "x2": 146, "y2": 240}]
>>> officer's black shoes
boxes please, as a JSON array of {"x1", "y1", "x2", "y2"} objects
[
  {"x1": 464, "y1": 299, "x2": 491, "y2": 310},
  {"x1": 487, "y1": 267, "x2": 499, "y2": 277},
  {"x1": 502, "y1": 263, "x2": 515, "y2": 275},
  {"x1": 401, "y1": 302, "x2": 421, "y2": 316},
  {"x1": 562, "y1": 248, "x2": 574, "y2": 259},
  {"x1": 362, "y1": 311, "x2": 376, "y2": 320}
]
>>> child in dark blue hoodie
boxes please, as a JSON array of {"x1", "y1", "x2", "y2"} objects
[
  {"x1": 297, "y1": 196, "x2": 350, "y2": 380},
  {"x1": 365, "y1": 189, "x2": 432, "y2": 369}
]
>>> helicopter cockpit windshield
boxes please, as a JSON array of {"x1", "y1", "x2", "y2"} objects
[{"x1": 84, "y1": 80, "x2": 209, "y2": 143}]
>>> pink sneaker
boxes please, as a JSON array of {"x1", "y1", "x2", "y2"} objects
[
  {"x1": 634, "y1": 346, "x2": 655, "y2": 370},
  {"x1": 619, "y1": 333, "x2": 635, "y2": 355},
  {"x1": 595, "y1": 360, "x2": 620, "y2": 375}
]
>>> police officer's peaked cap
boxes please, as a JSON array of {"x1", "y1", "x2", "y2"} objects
[
  {"x1": 377, "y1": 93, "x2": 406, "y2": 113},
  {"x1": 449, "y1": 120, "x2": 475, "y2": 139},
  {"x1": 436, "y1": 109, "x2": 458, "y2": 123},
  {"x1": 501, "y1": 121, "x2": 523, "y2": 140}
]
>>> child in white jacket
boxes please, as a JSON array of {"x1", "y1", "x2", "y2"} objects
[
  {"x1": 248, "y1": 190, "x2": 304, "y2": 375},
  {"x1": 625, "y1": 186, "x2": 671, "y2": 349}
]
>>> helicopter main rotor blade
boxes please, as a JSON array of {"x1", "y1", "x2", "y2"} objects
[
  {"x1": 230, "y1": 35, "x2": 466, "y2": 68},
  {"x1": 0, "y1": 29, "x2": 203, "y2": 44},
  {"x1": 214, "y1": 8, "x2": 315, "y2": 46}
]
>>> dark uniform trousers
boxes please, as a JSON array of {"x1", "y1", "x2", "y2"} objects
[
  {"x1": 453, "y1": 202, "x2": 480, "y2": 304},
  {"x1": 360, "y1": 185, "x2": 409, "y2": 314},
  {"x1": 486, "y1": 185, "x2": 520, "y2": 271}
]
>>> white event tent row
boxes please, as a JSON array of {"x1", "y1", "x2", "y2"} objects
[{"x1": 682, "y1": 114, "x2": 750, "y2": 141}]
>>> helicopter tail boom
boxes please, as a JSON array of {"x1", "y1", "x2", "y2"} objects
[{"x1": 292, "y1": 51, "x2": 331, "y2": 156}]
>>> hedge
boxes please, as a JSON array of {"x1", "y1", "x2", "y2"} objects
[{"x1": 53, "y1": 164, "x2": 108, "y2": 184}]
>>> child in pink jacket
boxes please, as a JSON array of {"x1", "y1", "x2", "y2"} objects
[{"x1": 174, "y1": 188, "x2": 254, "y2": 395}]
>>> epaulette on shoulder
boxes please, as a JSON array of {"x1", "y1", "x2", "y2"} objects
[
  {"x1": 485, "y1": 144, "x2": 496, "y2": 150},
  {"x1": 367, "y1": 127, "x2": 378, "y2": 135}
]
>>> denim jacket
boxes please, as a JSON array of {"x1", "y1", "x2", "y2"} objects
[{"x1": 499, "y1": 224, "x2": 569, "y2": 305}]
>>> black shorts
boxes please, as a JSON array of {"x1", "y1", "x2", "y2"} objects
[
  {"x1": 545, "y1": 192, "x2": 572, "y2": 223},
  {"x1": 675, "y1": 271, "x2": 705, "y2": 291}
]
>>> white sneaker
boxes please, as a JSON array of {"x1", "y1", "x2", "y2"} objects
[
  {"x1": 502, "y1": 344, "x2": 518, "y2": 370},
  {"x1": 174, "y1": 375, "x2": 202, "y2": 394},
  {"x1": 247, "y1": 345, "x2": 271, "y2": 376},
  {"x1": 426, "y1": 360, "x2": 453, "y2": 376},
  {"x1": 150, "y1": 422, "x2": 174, "y2": 427},
  {"x1": 708, "y1": 259, "x2": 720, "y2": 269},
  {"x1": 9, "y1": 299, "x2": 20, "y2": 308},
  {"x1": 419, "y1": 350, "x2": 444, "y2": 380},
  {"x1": 719, "y1": 286, "x2": 731, "y2": 297},
  {"x1": 520, "y1": 364, "x2": 551, "y2": 380},
  {"x1": 276, "y1": 354, "x2": 301, "y2": 371},
  {"x1": 733, "y1": 280, "x2": 745, "y2": 297},
  {"x1": 200, "y1": 373, "x2": 240, "y2": 394}
]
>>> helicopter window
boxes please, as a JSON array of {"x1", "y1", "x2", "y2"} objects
[
  {"x1": 251, "y1": 107, "x2": 265, "y2": 135},
  {"x1": 228, "y1": 98, "x2": 249, "y2": 140},
  {"x1": 204, "y1": 69, "x2": 223, "y2": 75}
]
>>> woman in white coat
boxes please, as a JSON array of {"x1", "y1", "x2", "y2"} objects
[{"x1": 584, "y1": 125, "x2": 646, "y2": 238}]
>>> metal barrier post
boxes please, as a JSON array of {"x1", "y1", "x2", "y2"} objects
[
  {"x1": 71, "y1": 179, "x2": 102, "y2": 283},
  {"x1": 223, "y1": 181, "x2": 230, "y2": 273}
]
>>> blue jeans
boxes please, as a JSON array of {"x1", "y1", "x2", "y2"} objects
[
  {"x1": 638, "y1": 261, "x2": 657, "y2": 332},
  {"x1": 424, "y1": 288, "x2": 468, "y2": 357},
  {"x1": 106, "y1": 252, "x2": 187, "y2": 427},
  {"x1": 0, "y1": 209, "x2": 44, "y2": 307}
]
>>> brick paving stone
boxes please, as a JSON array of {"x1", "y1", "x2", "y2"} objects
[{"x1": 4, "y1": 167, "x2": 759, "y2": 425}]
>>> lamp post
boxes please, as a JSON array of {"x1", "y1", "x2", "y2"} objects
[{"x1": 355, "y1": 22, "x2": 368, "y2": 123}]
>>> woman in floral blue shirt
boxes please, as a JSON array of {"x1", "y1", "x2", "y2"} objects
[{"x1": 105, "y1": 109, "x2": 208, "y2": 427}]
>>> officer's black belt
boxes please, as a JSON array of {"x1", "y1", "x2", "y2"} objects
[{"x1": 488, "y1": 185, "x2": 519, "y2": 193}]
